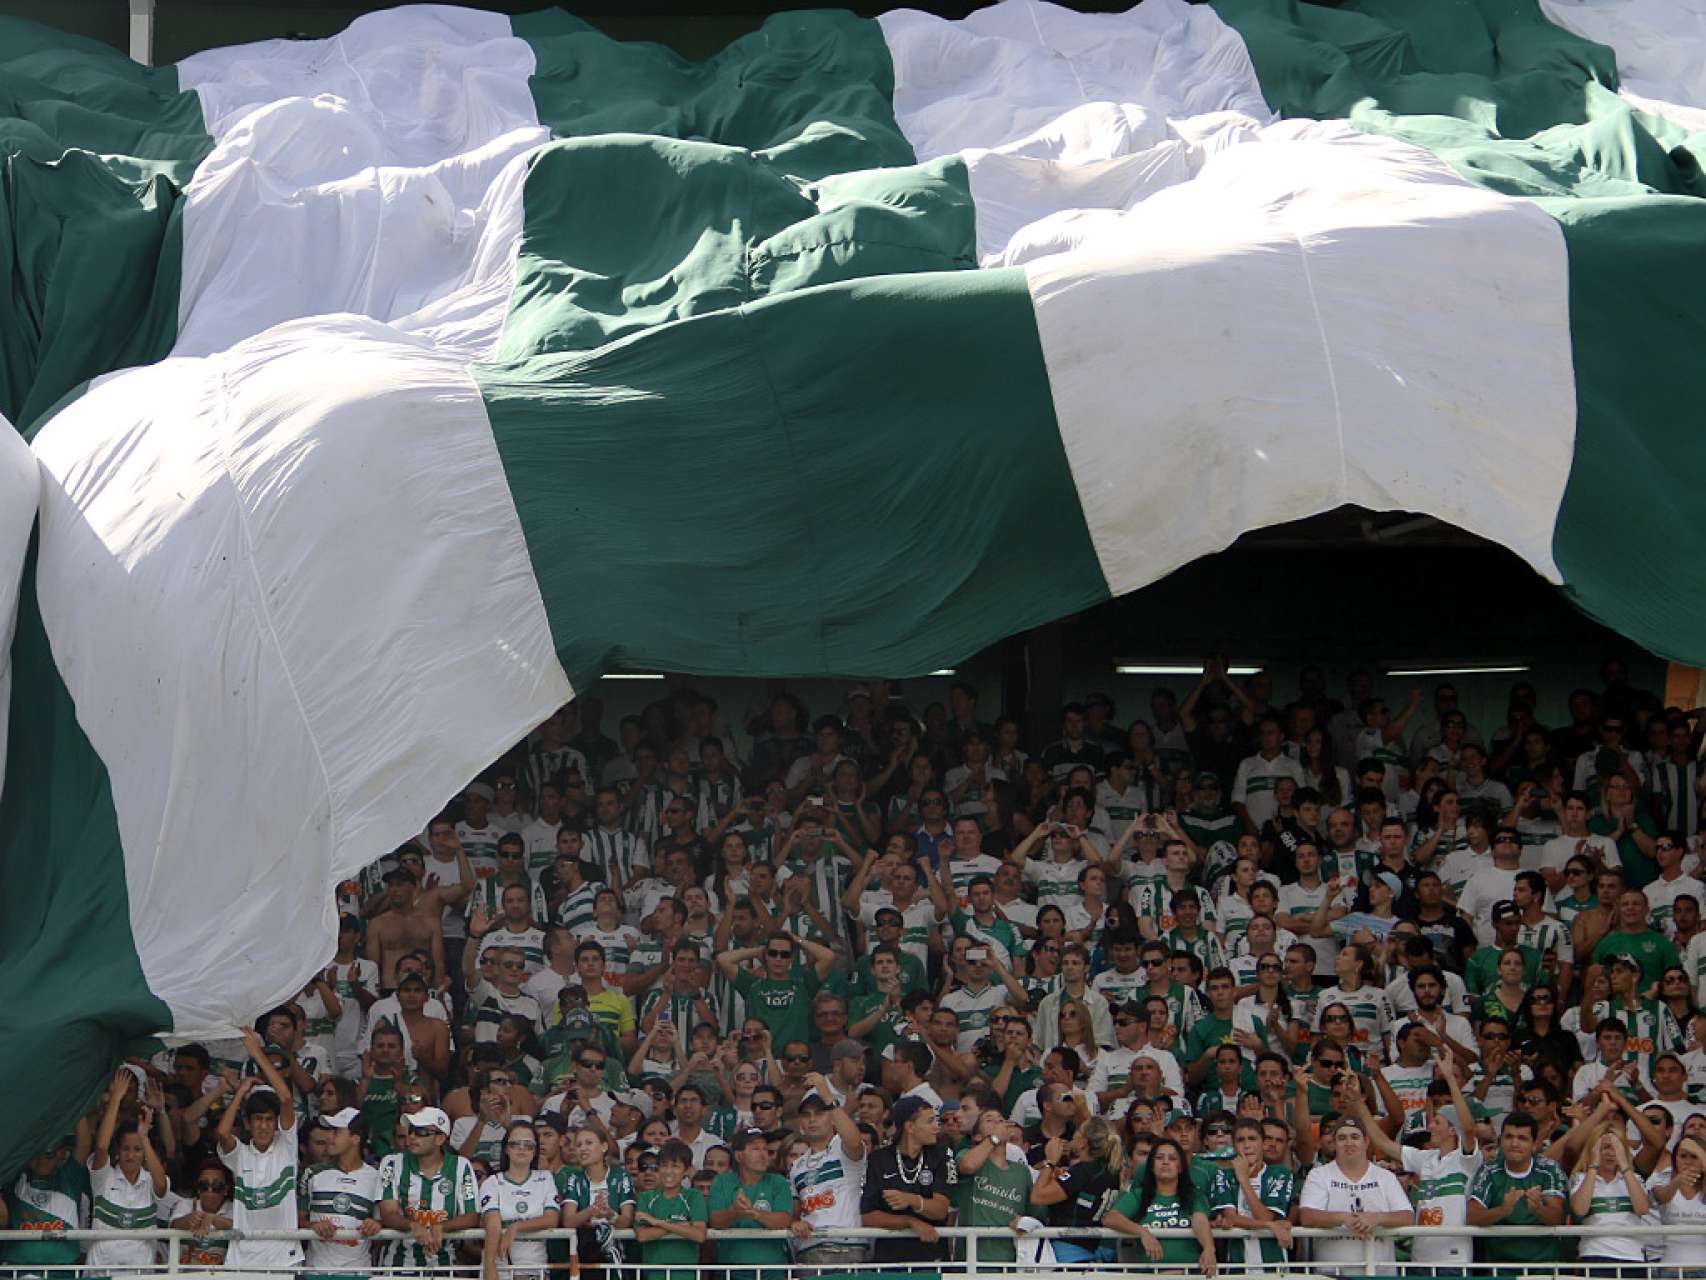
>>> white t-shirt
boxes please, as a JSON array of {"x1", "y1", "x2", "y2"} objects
[
  {"x1": 1652, "y1": 1170, "x2": 1706, "y2": 1266},
  {"x1": 301, "y1": 1161, "x2": 384, "y2": 1270},
  {"x1": 87, "y1": 1159, "x2": 159, "y2": 1270},
  {"x1": 1458, "y1": 866, "x2": 1525, "y2": 946},
  {"x1": 1538, "y1": 832, "x2": 1620, "y2": 879},
  {"x1": 1277, "y1": 880, "x2": 1341, "y2": 975},
  {"x1": 221, "y1": 1125, "x2": 302, "y2": 1268},
  {"x1": 790, "y1": 1134, "x2": 866, "y2": 1231},
  {"x1": 478, "y1": 1170, "x2": 560, "y2": 1267},
  {"x1": 1232, "y1": 752, "x2": 1307, "y2": 831},
  {"x1": 938, "y1": 983, "x2": 1007, "y2": 1052},
  {"x1": 1648, "y1": 875, "x2": 1706, "y2": 937},
  {"x1": 1299, "y1": 1159, "x2": 1411, "y2": 1267},
  {"x1": 1571, "y1": 1170, "x2": 1647, "y2": 1261},
  {"x1": 1400, "y1": 1144, "x2": 1481, "y2": 1265}
]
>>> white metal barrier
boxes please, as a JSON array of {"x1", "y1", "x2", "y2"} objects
[{"x1": 5, "y1": 1224, "x2": 1706, "y2": 1278}]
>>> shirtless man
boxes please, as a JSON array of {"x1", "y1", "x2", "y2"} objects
[
  {"x1": 390, "y1": 972, "x2": 451, "y2": 1082},
  {"x1": 367, "y1": 870, "x2": 449, "y2": 991}
]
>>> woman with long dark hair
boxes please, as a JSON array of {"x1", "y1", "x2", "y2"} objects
[
  {"x1": 1102, "y1": 1136, "x2": 1216, "y2": 1274},
  {"x1": 480, "y1": 1119, "x2": 560, "y2": 1280},
  {"x1": 1517, "y1": 983, "x2": 1582, "y2": 1071}
]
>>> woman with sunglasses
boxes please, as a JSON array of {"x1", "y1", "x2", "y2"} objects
[
  {"x1": 1315, "y1": 1003, "x2": 1369, "y2": 1076},
  {"x1": 1055, "y1": 999, "x2": 1102, "y2": 1083},
  {"x1": 480, "y1": 1120, "x2": 560, "y2": 1280},
  {"x1": 1233, "y1": 953, "x2": 1298, "y2": 1064},
  {"x1": 1103, "y1": 1136, "x2": 1216, "y2": 1275},
  {"x1": 1314, "y1": 944, "x2": 1390, "y2": 1063},
  {"x1": 1659, "y1": 965, "x2": 1700, "y2": 1044},
  {"x1": 1516, "y1": 983, "x2": 1581, "y2": 1072},
  {"x1": 169, "y1": 1163, "x2": 234, "y2": 1267}
]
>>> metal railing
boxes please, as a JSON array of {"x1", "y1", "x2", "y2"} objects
[{"x1": 6, "y1": 1223, "x2": 1706, "y2": 1278}]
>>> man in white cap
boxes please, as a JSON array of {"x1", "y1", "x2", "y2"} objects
[
  {"x1": 376, "y1": 1107, "x2": 480, "y2": 1272},
  {"x1": 300, "y1": 1108, "x2": 382, "y2": 1277}
]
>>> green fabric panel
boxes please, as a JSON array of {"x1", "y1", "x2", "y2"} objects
[
  {"x1": 0, "y1": 17, "x2": 208, "y2": 430},
  {"x1": 1212, "y1": 0, "x2": 1706, "y2": 663},
  {"x1": 496, "y1": 136, "x2": 973, "y2": 362},
  {"x1": 0, "y1": 539, "x2": 171, "y2": 1180},
  {"x1": 1545, "y1": 196, "x2": 1706, "y2": 666},
  {"x1": 514, "y1": 8, "x2": 913, "y2": 182},
  {"x1": 476, "y1": 267, "x2": 1110, "y2": 688}
]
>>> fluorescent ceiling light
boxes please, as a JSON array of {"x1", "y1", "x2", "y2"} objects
[
  {"x1": 1115, "y1": 664, "x2": 1262, "y2": 677},
  {"x1": 1384, "y1": 664, "x2": 1531, "y2": 677},
  {"x1": 602, "y1": 672, "x2": 665, "y2": 680},
  {"x1": 928, "y1": 669, "x2": 957, "y2": 676}
]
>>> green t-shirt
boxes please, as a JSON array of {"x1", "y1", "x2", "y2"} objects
[
  {"x1": 360, "y1": 1072, "x2": 423, "y2": 1156},
  {"x1": 1183, "y1": 1013, "x2": 1236, "y2": 1069},
  {"x1": 851, "y1": 991, "x2": 911, "y2": 1054},
  {"x1": 734, "y1": 967, "x2": 821, "y2": 1049},
  {"x1": 1592, "y1": 929, "x2": 1681, "y2": 989},
  {"x1": 707, "y1": 1171, "x2": 792, "y2": 1268},
  {"x1": 635, "y1": 1186, "x2": 706, "y2": 1276},
  {"x1": 956, "y1": 1158, "x2": 1035, "y2": 1262},
  {"x1": 3, "y1": 1160, "x2": 89, "y2": 1266},
  {"x1": 1463, "y1": 943, "x2": 1540, "y2": 996},
  {"x1": 1108, "y1": 1188, "x2": 1200, "y2": 1263},
  {"x1": 850, "y1": 951, "x2": 927, "y2": 998},
  {"x1": 1589, "y1": 811, "x2": 1659, "y2": 888},
  {"x1": 1467, "y1": 1156, "x2": 1567, "y2": 1261}
]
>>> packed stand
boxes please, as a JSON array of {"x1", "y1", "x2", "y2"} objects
[{"x1": 9, "y1": 661, "x2": 1706, "y2": 1274}]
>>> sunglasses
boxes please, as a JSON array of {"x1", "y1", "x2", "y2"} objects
[
  {"x1": 1144, "y1": 958, "x2": 1168, "y2": 967},
  {"x1": 783, "y1": 1054, "x2": 811, "y2": 1063},
  {"x1": 1323, "y1": 1013, "x2": 1350, "y2": 1022},
  {"x1": 196, "y1": 1180, "x2": 227, "y2": 1192},
  {"x1": 1114, "y1": 1017, "x2": 1139, "y2": 1026},
  {"x1": 753, "y1": 1101, "x2": 779, "y2": 1110},
  {"x1": 766, "y1": 949, "x2": 793, "y2": 959},
  {"x1": 1657, "y1": 842, "x2": 1679, "y2": 852},
  {"x1": 500, "y1": 961, "x2": 525, "y2": 970},
  {"x1": 578, "y1": 1059, "x2": 606, "y2": 1070},
  {"x1": 1482, "y1": 1031, "x2": 1510, "y2": 1041},
  {"x1": 1319, "y1": 1058, "x2": 1346, "y2": 1069},
  {"x1": 506, "y1": 1139, "x2": 537, "y2": 1149},
  {"x1": 1257, "y1": 962, "x2": 1282, "y2": 972}
]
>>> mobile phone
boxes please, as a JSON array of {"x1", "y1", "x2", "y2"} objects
[
  {"x1": 658, "y1": 1007, "x2": 672, "y2": 1026},
  {"x1": 808, "y1": 796, "x2": 826, "y2": 808},
  {"x1": 967, "y1": 947, "x2": 988, "y2": 962}
]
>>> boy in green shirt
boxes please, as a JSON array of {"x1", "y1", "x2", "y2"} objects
[
  {"x1": 707, "y1": 1128, "x2": 794, "y2": 1279},
  {"x1": 634, "y1": 1140, "x2": 707, "y2": 1280},
  {"x1": 1466, "y1": 1112, "x2": 1567, "y2": 1263}
]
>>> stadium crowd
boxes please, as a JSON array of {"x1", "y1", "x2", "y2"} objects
[{"x1": 9, "y1": 659, "x2": 1706, "y2": 1274}]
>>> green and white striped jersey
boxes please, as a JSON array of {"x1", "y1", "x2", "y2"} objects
[
  {"x1": 554, "y1": 880, "x2": 601, "y2": 934},
  {"x1": 377, "y1": 1152, "x2": 479, "y2": 1270},
  {"x1": 223, "y1": 1126, "x2": 301, "y2": 1268},
  {"x1": 299, "y1": 1161, "x2": 382, "y2": 1270},
  {"x1": 475, "y1": 926, "x2": 548, "y2": 974},
  {"x1": 586, "y1": 826, "x2": 650, "y2": 885}
]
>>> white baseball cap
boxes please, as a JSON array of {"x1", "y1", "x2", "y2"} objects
[
  {"x1": 318, "y1": 1107, "x2": 362, "y2": 1130},
  {"x1": 405, "y1": 1106, "x2": 451, "y2": 1135}
]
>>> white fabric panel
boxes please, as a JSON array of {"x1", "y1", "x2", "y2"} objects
[
  {"x1": 175, "y1": 4, "x2": 545, "y2": 361},
  {"x1": 1540, "y1": 0, "x2": 1706, "y2": 116},
  {"x1": 177, "y1": 6, "x2": 535, "y2": 160},
  {"x1": 879, "y1": 0, "x2": 1272, "y2": 263},
  {"x1": 31, "y1": 319, "x2": 571, "y2": 1039},
  {"x1": 1026, "y1": 122, "x2": 1577, "y2": 596},
  {"x1": 0, "y1": 418, "x2": 38, "y2": 791}
]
